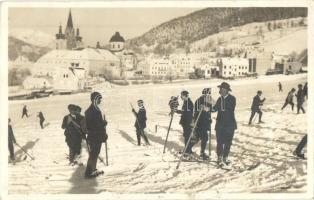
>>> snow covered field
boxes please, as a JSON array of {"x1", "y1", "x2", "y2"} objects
[{"x1": 8, "y1": 74, "x2": 308, "y2": 195}]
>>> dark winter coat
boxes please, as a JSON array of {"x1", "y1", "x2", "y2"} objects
[
  {"x1": 133, "y1": 107, "x2": 147, "y2": 129},
  {"x1": 62, "y1": 114, "x2": 84, "y2": 144},
  {"x1": 286, "y1": 91, "x2": 294, "y2": 103},
  {"x1": 213, "y1": 95, "x2": 237, "y2": 130},
  {"x1": 8, "y1": 125, "x2": 16, "y2": 143},
  {"x1": 85, "y1": 104, "x2": 107, "y2": 141},
  {"x1": 296, "y1": 89, "x2": 305, "y2": 104},
  {"x1": 251, "y1": 95, "x2": 265, "y2": 111},
  {"x1": 194, "y1": 95, "x2": 212, "y2": 130},
  {"x1": 303, "y1": 84, "x2": 308, "y2": 96},
  {"x1": 176, "y1": 98, "x2": 193, "y2": 127},
  {"x1": 38, "y1": 112, "x2": 45, "y2": 122}
]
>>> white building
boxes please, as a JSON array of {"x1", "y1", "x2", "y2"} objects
[
  {"x1": 144, "y1": 56, "x2": 173, "y2": 77},
  {"x1": 218, "y1": 57, "x2": 249, "y2": 78},
  {"x1": 170, "y1": 54, "x2": 194, "y2": 78},
  {"x1": 53, "y1": 67, "x2": 86, "y2": 92},
  {"x1": 33, "y1": 48, "x2": 121, "y2": 78},
  {"x1": 109, "y1": 32, "x2": 125, "y2": 52}
]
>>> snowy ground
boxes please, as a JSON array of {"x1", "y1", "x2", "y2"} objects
[{"x1": 8, "y1": 74, "x2": 308, "y2": 195}]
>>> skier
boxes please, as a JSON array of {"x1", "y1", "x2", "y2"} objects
[
  {"x1": 131, "y1": 100, "x2": 149, "y2": 146},
  {"x1": 293, "y1": 134, "x2": 307, "y2": 159},
  {"x1": 303, "y1": 82, "x2": 308, "y2": 100},
  {"x1": 62, "y1": 104, "x2": 84, "y2": 165},
  {"x1": 193, "y1": 88, "x2": 213, "y2": 160},
  {"x1": 84, "y1": 92, "x2": 108, "y2": 178},
  {"x1": 8, "y1": 118, "x2": 17, "y2": 161},
  {"x1": 213, "y1": 82, "x2": 237, "y2": 167},
  {"x1": 248, "y1": 90, "x2": 266, "y2": 125},
  {"x1": 278, "y1": 82, "x2": 283, "y2": 92},
  {"x1": 296, "y1": 84, "x2": 305, "y2": 114},
  {"x1": 37, "y1": 111, "x2": 45, "y2": 129},
  {"x1": 22, "y1": 105, "x2": 29, "y2": 118},
  {"x1": 281, "y1": 88, "x2": 295, "y2": 111},
  {"x1": 175, "y1": 90, "x2": 194, "y2": 156}
]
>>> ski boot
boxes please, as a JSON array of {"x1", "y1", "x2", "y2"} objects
[
  {"x1": 293, "y1": 151, "x2": 306, "y2": 160},
  {"x1": 223, "y1": 157, "x2": 231, "y2": 165},
  {"x1": 200, "y1": 153, "x2": 209, "y2": 161},
  {"x1": 217, "y1": 156, "x2": 223, "y2": 167},
  {"x1": 85, "y1": 169, "x2": 104, "y2": 178}
]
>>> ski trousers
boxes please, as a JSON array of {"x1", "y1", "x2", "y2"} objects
[
  {"x1": 195, "y1": 127, "x2": 209, "y2": 154},
  {"x1": 85, "y1": 138, "x2": 102, "y2": 176},
  {"x1": 8, "y1": 140, "x2": 14, "y2": 160},
  {"x1": 182, "y1": 125, "x2": 193, "y2": 154},
  {"x1": 249, "y1": 109, "x2": 262, "y2": 123},
  {"x1": 282, "y1": 100, "x2": 294, "y2": 111},
  {"x1": 215, "y1": 126, "x2": 235, "y2": 159},
  {"x1": 295, "y1": 134, "x2": 307, "y2": 155}
]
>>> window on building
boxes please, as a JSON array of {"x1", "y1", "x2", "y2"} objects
[
  {"x1": 63, "y1": 74, "x2": 65, "y2": 78},
  {"x1": 76, "y1": 63, "x2": 79, "y2": 67},
  {"x1": 118, "y1": 44, "x2": 120, "y2": 48},
  {"x1": 71, "y1": 63, "x2": 74, "y2": 66},
  {"x1": 229, "y1": 72, "x2": 231, "y2": 75},
  {"x1": 113, "y1": 44, "x2": 115, "y2": 48},
  {"x1": 224, "y1": 72, "x2": 226, "y2": 75},
  {"x1": 66, "y1": 74, "x2": 68, "y2": 78},
  {"x1": 224, "y1": 66, "x2": 226, "y2": 69}
]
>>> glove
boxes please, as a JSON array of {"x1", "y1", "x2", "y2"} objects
[{"x1": 102, "y1": 133, "x2": 108, "y2": 143}]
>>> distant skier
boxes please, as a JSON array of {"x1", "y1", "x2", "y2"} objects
[
  {"x1": 132, "y1": 100, "x2": 149, "y2": 146},
  {"x1": 37, "y1": 111, "x2": 45, "y2": 129},
  {"x1": 213, "y1": 82, "x2": 237, "y2": 167},
  {"x1": 193, "y1": 88, "x2": 213, "y2": 160},
  {"x1": 8, "y1": 118, "x2": 17, "y2": 161},
  {"x1": 22, "y1": 105, "x2": 29, "y2": 118},
  {"x1": 175, "y1": 90, "x2": 194, "y2": 156},
  {"x1": 84, "y1": 92, "x2": 108, "y2": 178},
  {"x1": 248, "y1": 90, "x2": 266, "y2": 125},
  {"x1": 293, "y1": 134, "x2": 307, "y2": 159},
  {"x1": 303, "y1": 82, "x2": 308, "y2": 100},
  {"x1": 281, "y1": 88, "x2": 295, "y2": 111},
  {"x1": 62, "y1": 104, "x2": 84, "y2": 165},
  {"x1": 296, "y1": 84, "x2": 305, "y2": 114},
  {"x1": 278, "y1": 82, "x2": 283, "y2": 92}
]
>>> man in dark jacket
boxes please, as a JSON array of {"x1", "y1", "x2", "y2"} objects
[
  {"x1": 303, "y1": 82, "x2": 308, "y2": 100},
  {"x1": 176, "y1": 90, "x2": 194, "y2": 155},
  {"x1": 278, "y1": 82, "x2": 283, "y2": 92},
  {"x1": 62, "y1": 104, "x2": 84, "y2": 165},
  {"x1": 37, "y1": 111, "x2": 45, "y2": 129},
  {"x1": 193, "y1": 88, "x2": 213, "y2": 160},
  {"x1": 213, "y1": 82, "x2": 237, "y2": 167},
  {"x1": 296, "y1": 84, "x2": 305, "y2": 114},
  {"x1": 281, "y1": 88, "x2": 295, "y2": 111},
  {"x1": 132, "y1": 100, "x2": 149, "y2": 146},
  {"x1": 248, "y1": 90, "x2": 266, "y2": 125},
  {"x1": 22, "y1": 105, "x2": 29, "y2": 118},
  {"x1": 8, "y1": 118, "x2": 17, "y2": 161},
  {"x1": 85, "y1": 92, "x2": 108, "y2": 178}
]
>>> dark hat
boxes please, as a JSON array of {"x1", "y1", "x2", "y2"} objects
[
  {"x1": 181, "y1": 90, "x2": 189, "y2": 96},
  {"x1": 74, "y1": 105, "x2": 82, "y2": 113},
  {"x1": 137, "y1": 100, "x2": 144, "y2": 104},
  {"x1": 291, "y1": 88, "x2": 296, "y2": 91},
  {"x1": 217, "y1": 82, "x2": 232, "y2": 91},
  {"x1": 298, "y1": 84, "x2": 302, "y2": 87},
  {"x1": 91, "y1": 91, "x2": 102, "y2": 101},
  {"x1": 68, "y1": 104, "x2": 76, "y2": 111},
  {"x1": 202, "y1": 88, "x2": 211, "y2": 95},
  {"x1": 257, "y1": 90, "x2": 262, "y2": 94}
]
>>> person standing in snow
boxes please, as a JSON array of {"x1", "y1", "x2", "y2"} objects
[
  {"x1": 193, "y1": 88, "x2": 213, "y2": 160},
  {"x1": 84, "y1": 92, "x2": 108, "y2": 178},
  {"x1": 37, "y1": 111, "x2": 45, "y2": 129},
  {"x1": 175, "y1": 90, "x2": 194, "y2": 156},
  {"x1": 62, "y1": 104, "x2": 85, "y2": 165},
  {"x1": 281, "y1": 88, "x2": 295, "y2": 111},
  {"x1": 296, "y1": 84, "x2": 305, "y2": 114},
  {"x1": 8, "y1": 118, "x2": 17, "y2": 161},
  {"x1": 303, "y1": 82, "x2": 308, "y2": 100},
  {"x1": 278, "y1": 82, "x2": 283, "y2": 92},
  {"x1": 248, "y1": 90, "x2": 266, "y2": 125},
  {"x1": 293, "y1": 134, "x2": 307, "y2": 159},
  {"x1": 132, "y1": 100, "x2": 149, "y2": 146},
  {"x1": 213, "y1": 82, "x2": 237, "y2": 167},
  {"x1": 22, "y1": 105, "x2": 29, "y2": 118}
]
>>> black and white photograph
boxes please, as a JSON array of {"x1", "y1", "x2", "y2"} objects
[{"x1": 1, "y1": 1, "x2": 313, "y2": 199}]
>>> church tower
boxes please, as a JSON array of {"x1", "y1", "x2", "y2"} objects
[
  {"x1": 65, "y1": 10, "x2": 77, "y2": 50},
  {"x1": 55, "y1": 25, "x2": 66, "y2": 49}
]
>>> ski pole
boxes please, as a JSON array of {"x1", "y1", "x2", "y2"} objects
[
  {"x1": 15, "y1": 143, "x2": 35, "y2": 160},
  {"x1": 208, "y1": 130, "x2": 211, "y2": 160},
  {"x1": 176, "y1": 107, "x2": 203, "y2": 170},
  {"x1": 163, "y1": 111, "x2": 174, "y2": 153},
  {"x1": 130, "y1": 102, "x2": 150, "y2": 145},
  {"x1": 105, "y1": 141, "x2": 109, "y2": 166}
]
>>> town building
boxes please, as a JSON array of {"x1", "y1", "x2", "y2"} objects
[
  {"x1": 218, "y1": 57, "x2": 249, "y2": 78},
  {"x1": 246, "y1": 51, "x2": 272, "y2": 75},
  {"x1": 143, "y1": 56, "x2": 173, "y2": 78}
]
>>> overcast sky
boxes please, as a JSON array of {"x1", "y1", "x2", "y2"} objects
[{"x1": 9, "y1": 8, "x2": 201, "y2": 46}]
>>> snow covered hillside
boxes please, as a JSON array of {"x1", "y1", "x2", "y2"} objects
[{"x1": 8, "y1": 74, "x2": 307, "y2": 195}]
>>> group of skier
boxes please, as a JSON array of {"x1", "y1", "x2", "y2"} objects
[{"x1": 8, "y1": 80, "x2": 308, "y2": 178}]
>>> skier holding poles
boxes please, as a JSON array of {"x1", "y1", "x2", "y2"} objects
[
  {"x1": 213, "y1": 82, "x2": 237, "y2": 167},
  {"x1": 163, "y1": 96, "x2": 179, "y2": 153},
  {"x1": 175, "y1": 90, "x2": 194, "y2": 157},
  {"x1": 248, "y1": 90, "x2": 266, "y2": 125},
  {"x1": 84, "y1": 92, "x2": 108, "y2": 178},
  {"x1": 193, "y1": 88, "x2": 214, "y2": 160},
  {"x1": 131, "y1": 100, "x2": 150, "y2": 146},
  {"x1": 61, "y1": 104, "x2": 84, "y2": 165}
]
